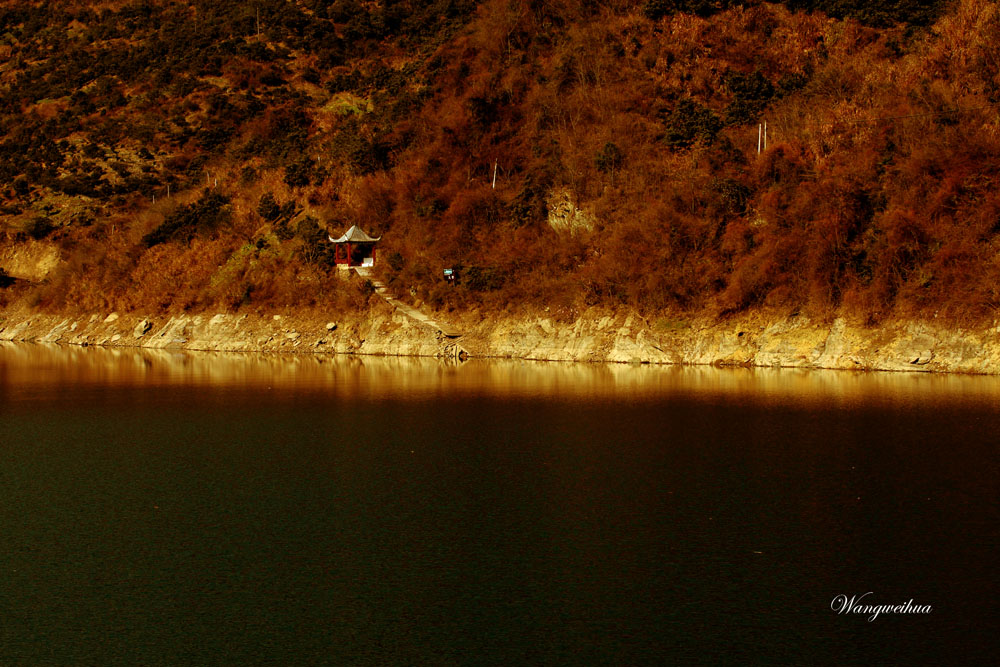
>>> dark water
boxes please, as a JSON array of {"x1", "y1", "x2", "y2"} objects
[{"x1": 0, "y1": 344, "x2": 997, "y2": 665}]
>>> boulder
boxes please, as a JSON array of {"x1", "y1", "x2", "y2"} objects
[{"x1": 133, "y1": 319, "x2": 152, "y2": 338}]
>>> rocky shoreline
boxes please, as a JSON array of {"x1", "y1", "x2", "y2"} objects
[{"x1": 2, "y1": 303, "x2": 1000, "y2": 374}]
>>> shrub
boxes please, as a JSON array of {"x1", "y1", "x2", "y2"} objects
[
  {"x1": 660, "y1": 99, "x2": 722, "y2": 148},
  {"x1": 387, "y1": 251, "x2": 405, "y2": 272},
  {"x1": 644, "y1": 1, "x2": 740, "y2": 21},
  {"x1": 723, "y1": 70, "x2": 775, "y2": 125},
  {"x1": 296, "y1": 216, "x2": 337, "y2": 265},
  {"x1": 13, "y1": 176, "x2": 30, "y2": 197},
  {"x1": 27, "y1": 216, "x2": 56, "y2": 240},
  {"x1": 349, "y1": 136, "x2": 392, "y2": 174},
  {"x1": 258, "y1": 192, "x2": 281, "y2": 221},
  {"x1": 284, "y1": 157, "x2": 315, "y2": 187},
  {"x1": 141, "y1": 190, "x2": 231, "y2": 247},
  {"x1": 783, "y1": 0, "x2": 947, "y2": 26},
  {"x1": 463, "y1": 265, "x2": 506, "y2": 292},
  {"x1": 196, "y1": 126, "x2": 234, "y2": 151},
  {"x1": 595, "y1": 142, "x2": 625, "y2": 175}
]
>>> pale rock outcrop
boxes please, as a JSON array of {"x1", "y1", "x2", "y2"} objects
[
  {"x1": 546, "y1": 188, "x2": 596, "y2": 235},
  {"x1": 4, "y1": 304, "x2": 1000, "y2": 374},
  {"x1": 134, "y1": 319, "x2": 153, "y2": 338},
  {"x1": 39, "y1": 319, "x2": 72, "y2": 344}
]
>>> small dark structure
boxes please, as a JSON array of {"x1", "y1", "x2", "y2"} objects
[{"x1": 328, "y1": 225, "x2": 381, "y2": 268}]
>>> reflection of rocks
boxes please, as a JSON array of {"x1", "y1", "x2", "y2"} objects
[
  {"x1": 4, "y1": 305, "x2": 1000, "y2": 374},
  {"x1": 5, "y1": 343, "x2": 1000, "y2": 408}
]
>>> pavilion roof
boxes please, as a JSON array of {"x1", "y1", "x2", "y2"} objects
[{"x1": 328, "y1": 225, "x2": 381, "y2": 243}]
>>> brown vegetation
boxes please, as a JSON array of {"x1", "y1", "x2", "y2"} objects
[{"x1": 1, "y1": 0, "x2": 998, "y2": 326}]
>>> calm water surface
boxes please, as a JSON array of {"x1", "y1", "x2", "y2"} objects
[{"x1": 1, "y1": 344, "x2": 997, "y2": 665}]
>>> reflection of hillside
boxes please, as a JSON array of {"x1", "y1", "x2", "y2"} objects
[{"x1": 3, "y1": 342, "x2": 1000, "y2": 408}]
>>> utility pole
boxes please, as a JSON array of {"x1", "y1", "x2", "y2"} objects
[{"x1": 492, "y1": 160, "x2": 498, "y2": 189}]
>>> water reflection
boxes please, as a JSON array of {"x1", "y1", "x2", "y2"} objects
[
  {"x1": 3, "y1": 341, "x2": 1000, "y2": 407},
  {"x1": 1, "y1": 341, "x2": 996, "y2": 665}
]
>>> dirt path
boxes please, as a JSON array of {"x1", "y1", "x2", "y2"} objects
[{"x1": 354, "y1": 268, "x2": 467, "y2": 348}]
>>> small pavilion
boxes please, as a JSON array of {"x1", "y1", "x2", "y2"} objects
[{"x1": 328, "y1": 225, "x2": 381, "y2": 268}]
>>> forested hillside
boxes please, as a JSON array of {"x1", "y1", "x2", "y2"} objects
[{"x1": 2, "y1": 0, "x2": 998, "y2": 325}]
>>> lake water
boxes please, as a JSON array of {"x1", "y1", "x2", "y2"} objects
[{"x1": 1, "y1": 343, "x2": 997, "y2": 665}]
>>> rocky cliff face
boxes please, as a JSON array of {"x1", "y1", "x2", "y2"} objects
[
  {"x1": 0, "y1": 302, "x2": 443, "y2": 357},
  {"x1": 3, "y1": 304, "x2": 999, "y2": 374},
  {"x1": 0, "y1": 240, "x2": 61, "y2": 283},
  {"x1": 461, "y1": 312, "x2": 998, "y2": 373}
]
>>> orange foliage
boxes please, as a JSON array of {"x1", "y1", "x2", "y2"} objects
[{"x1": 6, "y1": 0, "x2": 1000, "y2": 325}]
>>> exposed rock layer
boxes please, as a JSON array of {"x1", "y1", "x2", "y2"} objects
[{"x1": 2, "y1": 305, "x2": 999, "y2": 374}]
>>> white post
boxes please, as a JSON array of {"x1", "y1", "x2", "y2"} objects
[
  {"x1": 764, "y1": 121, "x2": 767, "y2": 151},
  {"x1": 492, "y1": 160, "x2": 498, "y2": 189},
  {"x1": 757, "y1": 124, "x2": 762, "y2": 154}
]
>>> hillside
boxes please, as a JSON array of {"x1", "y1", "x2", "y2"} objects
[{"x1": 2, "y1": 0, "x2": 998, "y2": 330}]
